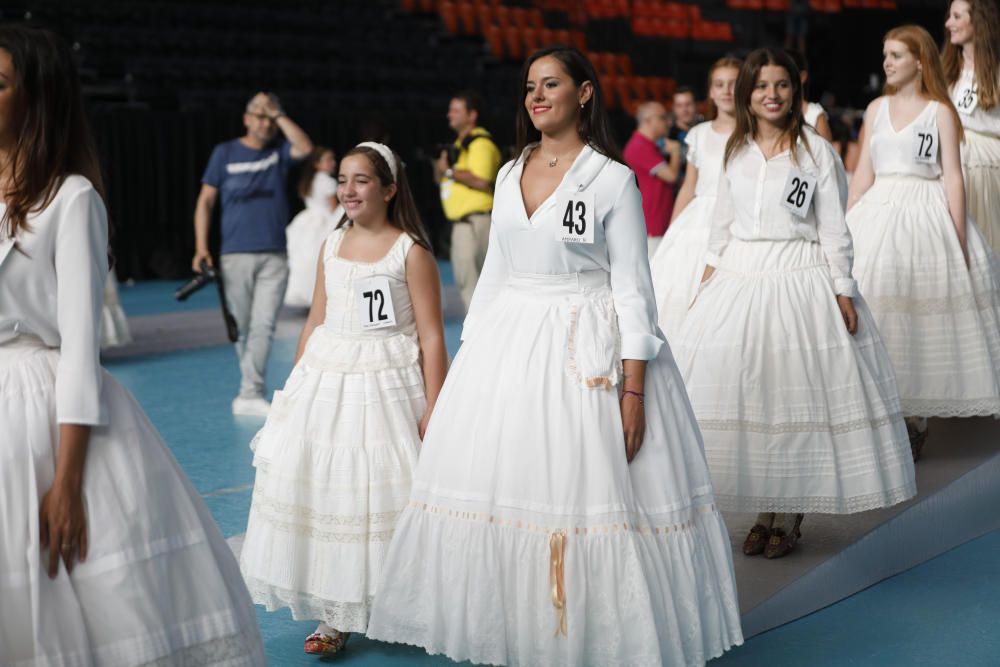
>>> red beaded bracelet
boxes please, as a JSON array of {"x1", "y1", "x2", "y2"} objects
[{"x1": 622, "y1": 390, "x2": 645, "y2": 405}]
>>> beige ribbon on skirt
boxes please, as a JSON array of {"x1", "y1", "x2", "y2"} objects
[{"x1": 549, "y1": 531, "x2": 568, "y2": 637}]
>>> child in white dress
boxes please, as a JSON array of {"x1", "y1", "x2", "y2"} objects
[
  {"x1": 239, "y1": 142, "x2": 448, "y2": 656},
  {"x1": 285, "y1": 146, "x2": 341, "y2": 307}
]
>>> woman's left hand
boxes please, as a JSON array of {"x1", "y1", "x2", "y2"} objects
[
  {"x1": 621, "y1": 393, "x2": 646, "y2": 463},
  {"x1": 837, "y1": 295, "x2": 858, "y2": 335},
  {"x1": 39, "y1": 479, "x2": 88, "y2": 579}
]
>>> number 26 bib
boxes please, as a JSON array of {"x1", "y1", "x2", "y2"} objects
[{"x1": 779, "y1": 168, "x2": 817, "y2": 219}]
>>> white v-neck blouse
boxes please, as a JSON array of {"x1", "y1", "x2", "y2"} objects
[
  {"x1": 462, "y1": 145, "x2": 664, "y2": 360},
  {"x1": 706, "y1": 129, "x2": 857, "y2": 297},
  {"x1": 0, "y1": 175, "x2": 108, "y2": 425}
]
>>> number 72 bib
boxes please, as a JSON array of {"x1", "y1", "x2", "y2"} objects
[
  {"x1": 556, "y1": 191, "x2": 596, "y2": 244},
  {"x1": 356, "y1": 276, "x2": 397, "y2": 330},
  {"x1": 779, "y1": 168, "x2": 817, "y2": 219},
  {"x1": 912, "y1": 126, "x2": 939, "y2": 164}
]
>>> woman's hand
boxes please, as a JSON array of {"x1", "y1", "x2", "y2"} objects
[
  {"x1": 39, "y1": 479, "x2": 88, "y2": 579},
  {"x1": 621, "y1": 392, "x2": 646, "y2": 462},
  {"x1": 837, "y1": 295, "x2": 858, "y2": 335}
]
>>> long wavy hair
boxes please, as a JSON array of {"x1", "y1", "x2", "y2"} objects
[
  {"x1": 941, "y1": 0, "x2": 999, "y2": 110},
  {"x1": 335, "y1": 145, "x2": 431, "y2": 252},
  {"x1": 0, "y1": 24, "x2": 105, "y2": 239},
  {"x1": 724, "y1": 48, "x2": 812, "y2": 167},
  {"x1": 512, "y1": 45, "x2": 623, "y2": 166},
  {"x1": 705, "y1": 56, "x2": 743, "y2": 121},
  {"x1": 884, "y1": 25, "x2": 964, "y2": 141}
]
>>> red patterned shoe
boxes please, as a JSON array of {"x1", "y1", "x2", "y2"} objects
[{"x1": 304, "y1": 631, "x2": 350, "y2": 656}]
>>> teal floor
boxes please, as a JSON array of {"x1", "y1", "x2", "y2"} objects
[{"x1": 103, "y1": 275, "x2": 1000, "y2": 666}]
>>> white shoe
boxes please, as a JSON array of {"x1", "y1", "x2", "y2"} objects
[{"x1": 232, "y1": 396, "x2": 271, "y2": 417}]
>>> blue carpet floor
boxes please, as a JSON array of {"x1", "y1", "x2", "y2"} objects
[{"x1": 102, "y1": 276, "x2": 1000, "y2": 666}]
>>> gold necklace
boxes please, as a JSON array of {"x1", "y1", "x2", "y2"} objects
[{"x1": 540, "y1": 147, "x2": 580, "y2": 168}]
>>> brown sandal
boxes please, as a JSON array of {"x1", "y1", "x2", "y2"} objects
[
  {"x1": 764, "y1": 526, "x2": 801, "y2": 559},
  {"x1": 742, "y1": 524, "x2": 771, "y2": 556}
]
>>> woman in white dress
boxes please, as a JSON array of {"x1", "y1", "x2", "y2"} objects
[
  {"x1": 847, "y1": 25, "x2": 1000, "y2": 456},
  {"x1": 366, "y1": 45, "x2": 743, "y2": 667},
  {"x1": 284, "y1": 146, "x2": 342, "y2": 307},
  {"x1": 650, "y1": 56, "x2": 740, "y2": 339},
  {"x1": 0, "y1": 25, "x2": 264, "y2": 665},
  {"x1": 240, "y1": 143, "x2": 448, "y2": 657},
  {"x1": 788, "y1": 49, "x2": 833, "y2": 141},
  {"x1": 673, "y1": 48, "x2": 915, "y2": 560},
  {"x1": 943, "y1": 0, "x2": 1000, "y2": 257}
]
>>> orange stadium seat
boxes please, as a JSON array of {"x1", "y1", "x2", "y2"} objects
[
  {"x1": 484, "y1": 24, "x2": 504, "y2": 57},
  {"x1": 439, "y1": 1, "x2": 459, "y2": 33}
]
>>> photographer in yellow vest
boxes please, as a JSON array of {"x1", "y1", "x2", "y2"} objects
[{"x1": 434, "y1": 91, "x2": 503, "y2": 308}]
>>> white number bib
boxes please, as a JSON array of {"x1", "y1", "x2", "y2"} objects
[
  {"x1": 779, "y1": 168, "x2": 817, "y2": 219},
  {"x1": 912, "y1": 126, "x2": 939, "y2": 164},
  {"x1": 556, "y1": 191, "x2": 596, "y2": 244},
  {"x1": 356, "y1": 276, "x2": 396, "y2": 330},
  {"x1": 954, "y1": 84, "x2": 978, "y2": 115}
]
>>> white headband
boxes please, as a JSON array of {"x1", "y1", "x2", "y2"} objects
[{"x1": 357, "y1": 141, "x2": 398, "y2": 181}]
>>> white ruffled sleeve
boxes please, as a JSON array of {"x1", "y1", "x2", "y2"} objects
[
  {"x1": 605, "y1": 172, "x2": 664, "y2": 360},
  {"x1": 54, "y1": 184, "x2": 109, "y2": 425}
]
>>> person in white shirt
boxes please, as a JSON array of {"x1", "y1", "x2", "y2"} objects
[
  {"x1": 284, "y1": 146, "x2": 342, "y2": 307},
  {"x1": 942, "y1": 0, "x2": 1000, "y2": 256},
  {"x1": 367, "y1": 45, "x2": 743, "y2": 667},
  {"x1": 847, "y1": 25, "x2": 1000, "y2": 456},
  {"x1": 649, "y1": 55, "x2": 741, "y2": 340},
  {"x1": 673, "y1": 48, "x2": 915, "y2": 560},
  {"x1": 0, "y1": 25, "x2": 264, "y2": 666}
]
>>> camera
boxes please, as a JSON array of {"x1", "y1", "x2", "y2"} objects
[
  {"x1": 175, "y1": 260, "x2": 218, "y2": 301},
  {"x1": 431, "y1": 143, "x2": 460, "y2": 167},
  {"x1": 175, "y1": 260, "x2": 239, "y2": 343}
]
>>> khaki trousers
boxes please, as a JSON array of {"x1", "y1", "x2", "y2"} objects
[{"x1": 451, "y1": 212, "x2": 492, "y2": 308}]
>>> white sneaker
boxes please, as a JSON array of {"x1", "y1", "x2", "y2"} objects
[{"x1": 231, "y1": 396, "x2": 271, "y2": 417}]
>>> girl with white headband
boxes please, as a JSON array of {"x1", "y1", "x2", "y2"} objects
[{"x1": 238, "y1": 141, "x2": 448, "y2": 656}]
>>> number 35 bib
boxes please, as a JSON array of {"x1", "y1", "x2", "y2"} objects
[
  {"x1": 556, "y1": 191, "x2": 596, "y2": 244},
  {"x1": 356, "y1": 276, "x2": 397, "y2": 330}
]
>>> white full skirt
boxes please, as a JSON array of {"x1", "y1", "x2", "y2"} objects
[
  {"x1": 649, "y1": 195, "x2": 715, "y2": 341},
  {"x1": 673, "y1": 239, "x2": 916, "y2": 514},
  {"x1": 0, "y1": 338, "x2": 264, "y2": 667},
  {"x1": 367, "y1": 271, "x2": 743, "y2": 667},
  {"x1": 239, "y1": 325, "x2": 424, "y2": 632},
  {"x1": 284, "y1": 207, "x2": 338, "y2": 307},
  {"x1": 962, "y1": 130, "x2": 1000, "y2": 257},
  {"x1": 848, "y1": 175, "x2": 1000, "y2": 417}
]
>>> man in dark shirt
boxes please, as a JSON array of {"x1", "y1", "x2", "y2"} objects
[{"x1": 192, "y1": 92, "x2": 313, "y2": 416}]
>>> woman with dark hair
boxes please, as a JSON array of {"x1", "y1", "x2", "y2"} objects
[
  {"x1": 673, "y1": 48, "x2": 915, "y2": 560},
  {"x1": 0, "y1": 25, "x2": 265, "y2": 666},
  {"x1": 367, "y1": 45, "x2": 742, "y2": 666},
  {"x1": 240, "y1": 142, "x2": 447, "y2": 657},
  {"x1": 848, "y1": 25, "x2": 1000, "y2": 453},
  {"x1": 285, "y1": 146, "x2": 340, "y2": 307},
  {"x1": 943, "y1": 0, "x2": 1000, "y2": 256}
]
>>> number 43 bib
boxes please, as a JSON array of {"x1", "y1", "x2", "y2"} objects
[
  {"x1": 556, "y1": 191, "x2": 596, "y2": 244},
  {"x1": 356, "y1": 276, "x2": 397, "y2": 330}
]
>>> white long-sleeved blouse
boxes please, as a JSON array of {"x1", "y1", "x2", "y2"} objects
[
  {"x1": 0, "y1": 175, "x2": 108, "y2": 425},
  {"x1": 705, "y1": 129, "x2": 857, "y2": 297},
  {"x1": 462, "y1": 144, "x2": 664, "y2": 361}
]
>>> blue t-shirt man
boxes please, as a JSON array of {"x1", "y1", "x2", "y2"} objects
[{"x1": 201, "y1": 139, "x2": 295, "y2": 255}]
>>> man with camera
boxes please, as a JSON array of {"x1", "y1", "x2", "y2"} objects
[
  {"x1": 192, "y1": 92, "x2": 313, "y2": 416},
  {"x1": 434, "y1": 91, "x2": 502, "y2": 308}
]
